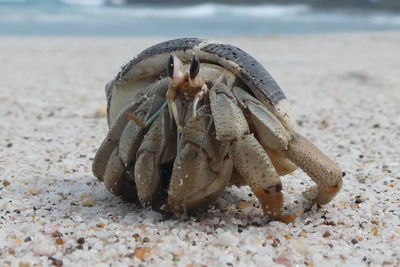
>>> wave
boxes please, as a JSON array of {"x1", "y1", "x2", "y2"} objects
[
  {"x1": 77, "y1": 3, "x2": 312, "y2": 18},
  {"x1": 61, "y1": 0, "x2": 126, "y2": 6},
  {"x1": 0, "y1": 0, "x2": 312, "y2": 18},
  {"x1": 1, "y1": 0, "x2": 399, "y2": 35},
  {"x1": 371, "y1": 14, "x2": 400, "y2": 25}
]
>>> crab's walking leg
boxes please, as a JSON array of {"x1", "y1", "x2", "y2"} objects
[
  {"x1": 167, "y1": 105, "x2": 232, "y2": 214},
  {"x1": 285, "y1": 133, "x2": 343, "y2": 205},
  {"x1": 210, "y1": 78, "x2": 301, "y2": 222},
  {"x1": 192, "y1": 84, "x2": 209, "y2": 117},
  {"x1": 231, "y1": 134, "x2": 290, "y2": 221},
  {"x1": 92, "y1": 96, "x2": 150, "y2": 180},
  {"x1": 232, "y1": 86, "x2": 343, "y2": 207},
  {"x1": 134, "y1": 115, "x2": 164, "y2": 207},
  {"x1": 102, "y1": 147, "x2": 138, "y2": 202},
  {"x1": 232, "y1": 86, "x2": 298, "y2": 176},
  {"x1": 120, "y1": 92, "x2": 168, "y2": 166}
]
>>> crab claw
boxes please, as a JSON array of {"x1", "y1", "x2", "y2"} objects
[{"x1": 167, "y1": 54, "x2": 185, "y2": 86}]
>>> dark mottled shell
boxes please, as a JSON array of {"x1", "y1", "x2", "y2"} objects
[{"x1": 113, "y1": 38, "x2": 286, "y2": 106}]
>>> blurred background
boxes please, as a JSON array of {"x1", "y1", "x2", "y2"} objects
[{"x1": 0, "y1": 0, "x2": 399, "y2": 36}]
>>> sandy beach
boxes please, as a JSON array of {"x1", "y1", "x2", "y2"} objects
[{"x1": 0, "y1": 32, "x2": 399, "y2": 266}]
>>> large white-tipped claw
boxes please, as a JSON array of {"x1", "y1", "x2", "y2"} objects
[{"x1": 167, "y1": 54, "x2": 185, "y2": 86}]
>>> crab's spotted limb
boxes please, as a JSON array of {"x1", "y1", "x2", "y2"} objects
[{"x1": 93, "y1": 38, "x2": 343, "y2": 223}]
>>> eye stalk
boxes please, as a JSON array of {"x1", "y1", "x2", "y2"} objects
[
  {"x1": 167, "y1": 54, "x2": 174, "y2": 78},
  {"x1": 167, "y1": 54, "x2": 185, "y2": 86},
  {"x1": 190, "y1": 55, "x2": 200, "y2": 79},
  {"x1": 189, "y1": 55, "x2": 202, "y2": 88}
]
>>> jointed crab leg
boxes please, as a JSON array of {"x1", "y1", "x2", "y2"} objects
[
  {"x1": 210, "y1": 76, "x2": 302, "y2": 222},
  {"x1": 231, "y1": 134, "x2": 303, "y2": 221},
  {"x1": 168, "y1": 105, "x2": 232, "y2": 214},
  {"x1": 134, "y1": 115, "x2": 164, "y2": 207},
  {"x1": 92, "y1": 96, "x2": 150, "y2": 180},
  {"x1": 232, "y1": 86, "x2": 343, "y2": 210},
  {"x1": 285, "y1": 133, "x2": 343, "y2": 205},
  {"x1": 192, "y1": 83, "x2": 208, "y2": 117}
]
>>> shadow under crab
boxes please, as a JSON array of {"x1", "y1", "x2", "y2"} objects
[{"x1": 92, "y1": 38, "x2": 343, "y2": 223}]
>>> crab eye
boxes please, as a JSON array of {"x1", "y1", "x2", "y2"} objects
[
  {"x1": 190, "y1": 55, "x2": 200, "y2": 79},
  {"x1": 167, "y1": 54, "x2": 174, "y2": 78}
]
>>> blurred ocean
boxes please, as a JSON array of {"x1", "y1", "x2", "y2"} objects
[{"x1": 1, "y1": 0, "x2": 400, "y2": 36}]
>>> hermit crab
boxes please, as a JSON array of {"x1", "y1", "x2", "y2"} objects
[{"x1": 92, "y1": 38, "x2": 343, "y2": 222}]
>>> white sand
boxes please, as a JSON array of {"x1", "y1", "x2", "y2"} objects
[{"x1": 0, "y1": 33, "x2": 399, "y2": 266}]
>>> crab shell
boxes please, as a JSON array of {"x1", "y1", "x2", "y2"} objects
[{"x1": 93, "y1": 38, "x2": 343, "y2": 221}]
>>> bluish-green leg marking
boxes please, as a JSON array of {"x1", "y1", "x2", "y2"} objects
[{"x1": 126, "y1": 100, "x2": 168, "y2": 128}]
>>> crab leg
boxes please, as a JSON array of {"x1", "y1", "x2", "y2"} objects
[
  {"x1": 118, "y1": 97, "x2": 159, "y2": 167},
  {"x1": 134, "y1": 114, "x2": 165, "y2": 207},
  {"x1": 98, "y1": 95, "x2": 168, "y2": 202},
  {"x1": 232, "y1": 87, "x2": 298, "y2": 175},
  {"x1": 210, "y1": 79, "x2": 301, "y2": 222},
  {"x1": 192, "y1": 84, "x2": 209, "y2": 117},
  {"x1": 231, "y1": 134, "x2": 293, "y2": 221},
  {"x1": 232, "y1": 87, "x2": 343, "y2": 207},
  {"x1": 102, "y1": 147, "x2": 138, "y2": 202},
  {"x1": 168, "y1": 105, "x2": 232, "y2": 215},
  {"x1": 118, "y1": 120, "x2": 146, "y2": 168},
  {"x1": 92, "y1": 96, "x2": 150, "y2": 180},
  {"x1": 209, "y1": 75, "x2": 248, "y2": 141},
  {"x1": 285, "y1": 133, "x2": 343, "y2": 205}
]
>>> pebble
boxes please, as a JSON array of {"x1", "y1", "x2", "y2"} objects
[
  {"x1": 71, "y1": 214, "x2": 83, "y2": 223},
  {"x1": 31, "y1": 239, "x2": 56, "y2": 256},
  {"x1": 133, "y1": 247, "x2": 152, "y2": 260},
  {"x1": 82, "y1": 198, "x2": 94, "y2": 207},
  {"x1": 274, "y1": 256, "x2": 292, "y2": 267},
  {"x1": 94, "y1": 106, "x2": 107, "y2": 118},
  {"x1": 322, "y1": 231, "x2": 331, "y2": 238},
  {"x1": 44, "y1": 224, "x2": 59, "y2": 235},
  {"x1": 144, "y1": 210, "x2": 163, "y2": 221},
  {"x1": 370, "y1": 227, "x2": 379, "y2": 236},
  {"x1": 238, "y1": 202, "x2": 252, "y2": 210},
  {"x1": 216, "y1": 232, "x2": 239, "y2": 247},
  {"x1": 18, "y1": 262, "x2": 30, "y2": 267},
  {"x1": 26, "y1": 187, "x2": 41, "y2": 195},
  {"x1": 290, "y1": 238, "x2": 309, "y2": 256}
]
